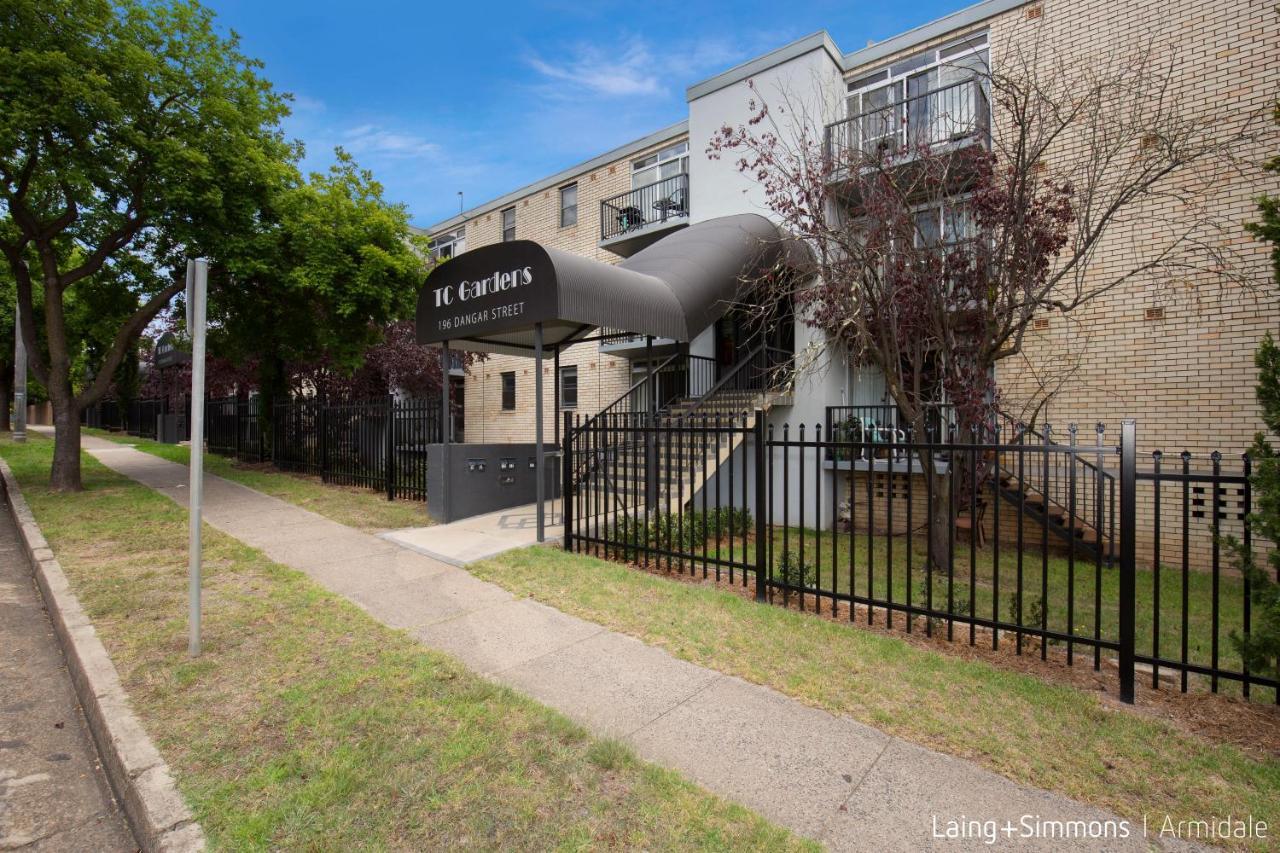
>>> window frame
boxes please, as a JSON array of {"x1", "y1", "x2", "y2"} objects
[
  {"x1": 559, "y1": 365, "x2": 578, "y2": 409},
  {"x1": 500, "y1": 371, "x2": 516, "y2": 410},
  {"x1": 631, "y1": 141, "x2": 690, "y2": 189},
  {"x1": 844, "y1": 32, "x2": 990, "y2": 150},
  {"x1": 433, "y1": 227, "x2": 465, "y2": 260},
  {"x1": 501, "y1": 207, "x2": 516, "y2": 242},
  {"x1": 559, "y1": 183, "x2": 578, "y2": 228}
]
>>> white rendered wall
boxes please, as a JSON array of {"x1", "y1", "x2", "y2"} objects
[{"x1": 688, "y1": 45, "x2": 846, "y2": 531}]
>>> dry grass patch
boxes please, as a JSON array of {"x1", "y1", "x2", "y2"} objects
[
  {"x1": 3, "y1": 436, "x2": 809, "y2": 851},
  {"x1": 471, "y1": 545, "x2": 1280, "y2": 851},
  {"x1": 85, "y1": 429, "x2": 428, "y2": 533}
]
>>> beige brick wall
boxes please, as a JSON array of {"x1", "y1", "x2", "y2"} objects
[
  {"x1": 437, "y1": 135, "x2": 688, "y2": 443},
  {"x1": 838, "y1": 0, "x2": 1280, "y2": 464},
  {"x1": 838, "y1": 0, "x2": 1279, "y2": 567},
  {"x1": 437, "y1": 0, "x2": 1280, "y2": 498}
]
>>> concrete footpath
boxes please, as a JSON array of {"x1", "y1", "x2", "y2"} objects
[
  {"x1": 75, "y1": 432, "x2": 1180, "y2": 851},
  {"x1": 0, "y1": 470, "x2": 134, "y2": 851}
]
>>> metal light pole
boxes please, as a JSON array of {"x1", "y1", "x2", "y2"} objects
[
  {"x1": 13, "y1": 300, "x2": 26, "y2": 443},
  {"x1": 186, "y1": 259, "x2": 208, "y2": 657}
]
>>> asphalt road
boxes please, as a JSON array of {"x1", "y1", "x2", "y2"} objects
[{"x1": 0, "y1": 484, "x2": 135, "y2": 851}]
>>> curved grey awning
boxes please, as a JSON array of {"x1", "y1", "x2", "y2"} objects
[{"x1": 416, "y1": 213, "x2": 804, "y2": 357}]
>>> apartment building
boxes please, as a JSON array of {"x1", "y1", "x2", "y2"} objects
[{"x1": 422, "y1": 0, "x2": 1279, "y2": 465}]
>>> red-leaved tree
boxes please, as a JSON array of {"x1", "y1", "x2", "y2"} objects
[{"x1": 710, "y1": 39, "x2": 1254, "y2": 565}]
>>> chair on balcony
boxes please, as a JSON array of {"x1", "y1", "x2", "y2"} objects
[
  {"x1": 654, "y1": 187, "x2": 688, "y2": 221},
  {"x1": 616, "y1": 205, "x2": 645, "y2": 233}
]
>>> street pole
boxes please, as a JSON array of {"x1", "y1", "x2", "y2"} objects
[
  {"x1": 13, "y1": 300, "x2": 26, "y2": 442},
  {"x1": 186, "y1": 259, "x2": 208, "y2": 657}
]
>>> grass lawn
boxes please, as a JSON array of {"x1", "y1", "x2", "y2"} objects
[
  {"x1": 471, "y1": 544, "x2": 1280, "y2": 849},
  {"x1": 2, "y1": 435, "x2": 808, "y2": 850},
  {"x1": 85, "y1": 428, "x2": 428, "y2": 533},
  {"x1": 608, "y1": 521, "x2": 1262, "y2": 698}
]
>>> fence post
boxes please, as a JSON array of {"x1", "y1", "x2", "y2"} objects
[
  {"x1": 562, "y1": 411, "x2": 574, "y2": 553},
  {"x1": 235, "y1": 399, "x2": 242, "y2": 460},
  {"x1": 386, "y1": 395, "x2": 396, "y2": 502},
  {"x1": 1118, "y1": 419, "x2": 1137, "y2": 704},
  {"x1": 319, "y1": 400, "x2": 329, "y2": 483},
  {"x1": 754, "y1": 409, "x2": 767, "y2": 602}
]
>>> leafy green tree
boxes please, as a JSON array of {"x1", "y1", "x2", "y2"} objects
[
  {"x1": 1232, "y1": 103, "x2": 1280, "y2": 678},
  {"x1": 209, "y1": 151, "x2": 428, "y2": 412},
  {"x1": 0, "y1": 0, "x2": 293, "y2": 489}
]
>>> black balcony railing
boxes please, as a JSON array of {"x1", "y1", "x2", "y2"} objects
[
  {"x1": 824, "y1": 78, "x2": 990, "y2": 163},
  {"x1": 600, "y1": 173, "x2": 689, "y2": 241}
]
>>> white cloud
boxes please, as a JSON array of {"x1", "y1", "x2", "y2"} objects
[
  {"x1": 289, "y1": 93, "x2": 327, "y2": 114},
  {"x1": 340, "y1": 124, "x2": 441, "y2": 159},
  {"x1": 524, "y1": 30, "x2": 793, "y2": 102},
  {"x1": 526, "y1": 37, "x2": 663, "y2": 98}
]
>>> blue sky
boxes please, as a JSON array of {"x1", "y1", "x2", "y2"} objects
[{"x1": 202, "y1": 0, "x2": 981, "y2": 228}]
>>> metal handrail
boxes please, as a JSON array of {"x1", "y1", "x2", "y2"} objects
[
  {"x1": 824, "y1": 77, "x2": 990, "y2": 161},
  {"x1": 600, "y1": 173, "x2": 690, "y2": 241},
  {"x1": 678, "y1": 344, "x2": 791, "y2": 423}
]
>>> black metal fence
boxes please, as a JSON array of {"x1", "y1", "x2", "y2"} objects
[
  {"x1": 271, "y1": 396, "x2": 440, "y2": 501},
  {"x1": 564, "y1": 413, "x2": 1276, "y2": 705},
  {"x1": 206, "y1": 397, "x2": 262, "y2": 461},
  {"x1": 85, "y1": 394, "x2": 442, "y2": 502},
  {"x1": 82, "y1": 398, "x2": 164, "y2": 438}
]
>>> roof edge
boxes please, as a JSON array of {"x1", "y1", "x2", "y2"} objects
[
  {"x1": 685, "y1": 31, "x2": 844, "y2": 103},
  {"x1": 841, "y1": 0, "x2": 1031, "y2": 71},
  {"x1": 420, "y1": 119, "x2": 689, "y2": 236}
]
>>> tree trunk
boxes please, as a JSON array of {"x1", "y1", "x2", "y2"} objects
[
  {"x1": 49, "y1": 394, "x2": 82, "y2": 491},
  {"x1": 0, "y1": 366, "x2": 11, "y2": 433},
  {"x1": 926, "y1": 469, "x2": 952, "y2": 581}
]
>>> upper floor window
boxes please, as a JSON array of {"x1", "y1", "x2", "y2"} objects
[
  {"x1": 501, "y1": 207, "x2": 516, "y2": 242},
  {"x1": 559, "y1": 183, "x2": 578, "y2": 228},
  {"x1": 845, "y1": 32, "x2": 989, "y2": 152},
  {"x1": 914, "y1": 202, "x2": 974, "y2": 247},
  {"x1": 433, "y1": 227, "x2": 465, "y2": 261},
  {"x1": 632, "y1": 141, "x2": 689, "y2": 188}
]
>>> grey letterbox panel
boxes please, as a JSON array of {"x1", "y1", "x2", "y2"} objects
[{"x1": 427, "y1": 443, "x2": 559, "y2": 524}]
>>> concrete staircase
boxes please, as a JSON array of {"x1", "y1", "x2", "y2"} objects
[{"x1": 570, "y1": 347, "x2": 792, "y2": 523}]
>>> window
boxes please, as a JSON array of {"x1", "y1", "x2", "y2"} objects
[
  {"x1": 501, "y1": 207, "x2": 515, "y2": 242},
  {"x1": 433, "y1": 227, "x2": 465, "y2": 260},
  {"x1": 845, "y1": 33, "x2": 989, "y2": 152},
  {"x1": 559, "y1": 365, "x2": 578, "y2": 409},
  {"x1": 559, "y1": 183, "x2": 578, "y2": 227},
  {"x1": 912, "y1": 202, "x2": 975, "y2": 248},
  {"x1": 632, "y1": 141, "x2": 689, "y2": 189},
  {"x1": 501, "y1": 371, "x2": 516, "y2": 410}
]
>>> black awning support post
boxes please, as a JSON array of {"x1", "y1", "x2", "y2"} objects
[
  {"x1": 553, "y1": 346, "x2": 560, "y2": 450},
  {"x1": 441, "y1": 340, "x2": 451, "y2": 524},
  {"x1": 645, "y1": 335, "x2": 656, "y2": 512},
  {"x1": 535, "y1": 323, "x2": 545, "y2": 543}
]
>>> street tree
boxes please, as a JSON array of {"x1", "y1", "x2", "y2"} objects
[
  {"x1": 208, "y1": 151, "x2": 428, "y2": 416},
  {"x1": 0, "y1": 0, "x2": 293, "y2": 489},
  {"x1": 1227, "y1": 102, "x2": 1280, "y2": 679}
]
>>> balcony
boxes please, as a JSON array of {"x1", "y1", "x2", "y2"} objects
[
  {"x1": 599, "y1": 173, "x2": 689, "y2": 257},
  {"x1": 823, "y1": 78, "x2": 989, "y2": 176},
  {"x1": 596, "y1": 327, "x2": 680, "y2": 360}
]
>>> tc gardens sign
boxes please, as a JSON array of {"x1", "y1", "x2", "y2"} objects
[{"x1": 416, "y1": 240, "x2": 558, "y2": 345}]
